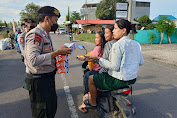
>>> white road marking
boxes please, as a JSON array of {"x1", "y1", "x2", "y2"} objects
[
  {"x1": 61, "y1": 74, "x2": 79, "y2": 118},
  {"x1": 166, "y1": 113, "x2": 173, "y2": 118}
]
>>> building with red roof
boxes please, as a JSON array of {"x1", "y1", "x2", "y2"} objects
[{"x1": 76, "y1": 20, "x2": 115, "y2": 33}]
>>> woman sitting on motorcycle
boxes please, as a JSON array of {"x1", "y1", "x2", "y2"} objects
[
  {"x1": 78, "y1": 26, "x2": 117, "y2": 113},
  {"x1": 86, "y1": 19, "x2": 144, "y2": 108}
]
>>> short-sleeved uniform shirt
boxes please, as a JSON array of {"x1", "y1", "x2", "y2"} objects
[
  {"x1": 24, "y1": 25, "x2": 55, "y2": 74},
  {"x1": 18, "y1": 31, "x2": 27, "y2": 56}
]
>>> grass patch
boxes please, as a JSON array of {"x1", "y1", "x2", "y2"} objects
[
  {"x1": 173, "y1": 64, "x2": 177, "y2": 67},
  {"x1": 0, "y1": 29, "x2": 14, "y2": 39},
  {"x1": 74, "y1": 33, "x2": 95, "y2": 43},
  {"x1": 151, "y1": 57, "x2": 156, "y2": 60}
]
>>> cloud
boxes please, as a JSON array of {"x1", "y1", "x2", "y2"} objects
[
  {"x1": 0, "y1": 0, "x2": 27, "y2": 8},
  {"x1": 0, "y1": 0, "x2": 101, "y2": 23},
  {"x1": 0, "y1": 7, "x2": 21, "y2": 22}
]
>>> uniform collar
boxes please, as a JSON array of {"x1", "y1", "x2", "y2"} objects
[{"x1": 37, "y1": 25, "x2": 48, "y2": 37}]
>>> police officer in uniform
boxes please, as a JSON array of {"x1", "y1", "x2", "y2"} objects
[
  {"x1": 24, "y1": 6, "x2": 72, "y2": 118},
  {"x1": 18, "y1": 18, "x2": 36, "y2": 62},
  {"x1": 21, "y1": 23, "x2": 26, "y2": 32}
]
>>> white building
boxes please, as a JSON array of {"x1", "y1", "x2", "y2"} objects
[
  {"x1": 131, "y1": 0, "x2": 150, "y2": 21},
  {"x1": 80, "y1": 3, "x2": 99, "y2": 20},
  {"x1": 80, "y1": 1, "x2": 150, "y2": 21}
]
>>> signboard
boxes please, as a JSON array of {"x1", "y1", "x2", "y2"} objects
[
  {"x1": 116, "y1": 2, "x2": 128, "y2": 20},
  {"x1": 66, "y1": 21, "x2": 70, "y2": 24},
  {"x1": 72, "y1": 24, "x2": 79, "y2": 28},
  {"x1": 80, "y1": 9, "x2": 88, "y2": 15},
  {"x1": 116, "y1": 2, "x2": 128, "y2": 10},
  {"x1": 116, "y1": 11, "x2": 128, "y2": 18}
]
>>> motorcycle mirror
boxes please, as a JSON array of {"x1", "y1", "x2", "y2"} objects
[
  {"x1": 77, "y1": 45, "x2": 87, "y2": 54},
  {"x1": 77, "y1": 45, "x2": 85, "y2": 50}
]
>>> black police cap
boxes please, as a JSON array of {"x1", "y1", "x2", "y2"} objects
[
  {"x1": 24, "y1": 18, "x2": 36, "y2": 23},
  {"x1": 37, "y1": 6, "x2": 61, "y2": 18},
  {"x1": 21, "y1": 23, "x2": 25, "y2": 26}
]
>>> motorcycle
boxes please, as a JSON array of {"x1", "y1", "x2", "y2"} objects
[
  {"x1": 69, "y1": 34, "x2": 73, "y2": 42},
  {"x1": 77, "y1": 45, "x2": 136, "y2": 118}
]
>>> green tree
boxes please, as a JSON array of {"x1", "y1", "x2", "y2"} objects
[
  {"x1": 66, "y1": 7, "x2": 70, "y2": 21},
  {"x1": 0, "y1": 19, "x2": 4, "y2": 27},
  {"x1": 166, "y1": 21, "x2": 176, "y2": 43},
  {"x1": 138, "y1": 15, "x2": 152, "y2": 28},
  {"x1": 17, "y1": 21, "x2": 21, "y2": 26},
  {"x1": 4, "y1": 21, "x2": 8, "y2": 27},
  {"x1": 70, "y1": 11, "x2": 80, "y2": 23},
  {"x1": 146, "y1": 23, "x2": 155, "y2": 30},
  {"x1": 19, "y1": 2, "x2": 40, "y2": 24},
  {"x1": 148, "y1": 32, "x2": 156, "y2": 44},
  {"x1": 156, "y1": 16, "x2": 169, "y2": 44},
  {"x1": 96, "y1": 0, "x2": 126, "y2": 20},
  {"x1": 134, "y1": 18, "x2": 138, "y2": 22},
  {"x1": 8, "y1": 22, "x2": 13, "y2": 29}
]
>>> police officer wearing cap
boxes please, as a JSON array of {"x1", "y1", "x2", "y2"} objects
[
  {"x1": 21, "y1": 23, "x2": 26, "y2": 32},
  {"x1": 18, "y1": 18, "x2": 36, "y2": 62},
  {"x1": 24, "y1": 6, "x2": 72, "y2": 118}
]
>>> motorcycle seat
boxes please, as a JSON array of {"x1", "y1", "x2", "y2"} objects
[
  {"x1": 97, "y1": 85, "x2": 132, "y2": 97},
  {"x1": 97, "y1": 85, "x2": 130, "y2": 92}
]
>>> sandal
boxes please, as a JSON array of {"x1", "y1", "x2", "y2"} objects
[{"x1": 84, "y1": 99, "x2": 97, "y2": 109}]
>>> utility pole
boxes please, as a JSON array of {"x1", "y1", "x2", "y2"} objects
[
  {"x1": 128, "y1": 0, "x2": 132, "y2": 22},
  {"x1": 12, "y1": 19, "x2": 16, "y2": 33},
  {"x1": 85, "y1": 0, "x2": 88, "y2": 33}
]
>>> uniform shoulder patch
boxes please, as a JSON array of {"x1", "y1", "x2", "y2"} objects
[
  {"x1": 34, "y1": 33, "x2": 42, "y2": 41},
  {"x1": 34, "y1": 33, "x2": 42, "y2": 46},
  {"x1": 20, "y1": 36, "x2": 24, "y2": 43},
  {"x1": 34, "y1": 40, "x2": 41, "y2": 46}
]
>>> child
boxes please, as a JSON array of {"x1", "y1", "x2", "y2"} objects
[{"x1": 77, "y1": 31, "x2": 107, "y2": 112}]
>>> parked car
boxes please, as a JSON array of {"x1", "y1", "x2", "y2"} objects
[
  {"x1": 15, "y1": 27, "x2": 21, "y2": 31},
  {"x1": 0, "y1": 27, "x2": 10, "y2": 31},
  {"x1": 59, "y1": 28, "x2": 66, "y2": 34}
]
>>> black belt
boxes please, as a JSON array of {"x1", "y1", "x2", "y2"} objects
[{"x1": 26, "y1": 69, "x2": 57, "y2": 79}]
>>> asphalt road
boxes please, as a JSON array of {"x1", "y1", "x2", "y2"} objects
[{"x1": 0, "y1": 33, "x2": 177, "y2": 118}]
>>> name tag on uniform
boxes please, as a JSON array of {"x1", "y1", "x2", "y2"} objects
[
  {"x1": 44, "y1": 47, "x2": 50, "y2": 51},
  {"x1": 45, "y1": 38, "x2": 49, "y2": 42},
  {"x1": 44, "y1": 42, "x2": 50, "y2": 45}
]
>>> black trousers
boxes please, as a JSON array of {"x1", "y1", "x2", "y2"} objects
[{"x1": 24, "y1": 71, "x2": 57, "y2": 118}]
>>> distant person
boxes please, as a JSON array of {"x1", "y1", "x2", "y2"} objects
[
  {"x1": 77, "y1": 30, "x2": 81, "y2": 34},
  {"x1": 17, "y1": 18, "x2": 36, "y2": 62},
  {"x1": 56, "y1": 28, "x2": 59, "y2": 36},
  {"x1": 15, "y1": 29, "x2": 21, "y2": 53},
  {"x1": 81, "y1": 29, "x2": 84, "y2": 33},
  {"x1": 68, "y1": 29, "x2": 73, "y2": 35},
  {"x1": 89, "y1": 30, "x2": 91, "y2": 34},
  {"x1": 21, "y1": 23, "x2": 26, "y2": 32},
  {"x1": 6, "y1": 30, "x2": 15, "y2": 49},
  {"x1": 68, "y1": 29, "x2": 73, "y2": 41}
]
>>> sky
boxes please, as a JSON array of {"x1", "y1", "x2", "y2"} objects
[{"x1": 0, "y1": 0, "x2": 177, "y2": 24}]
